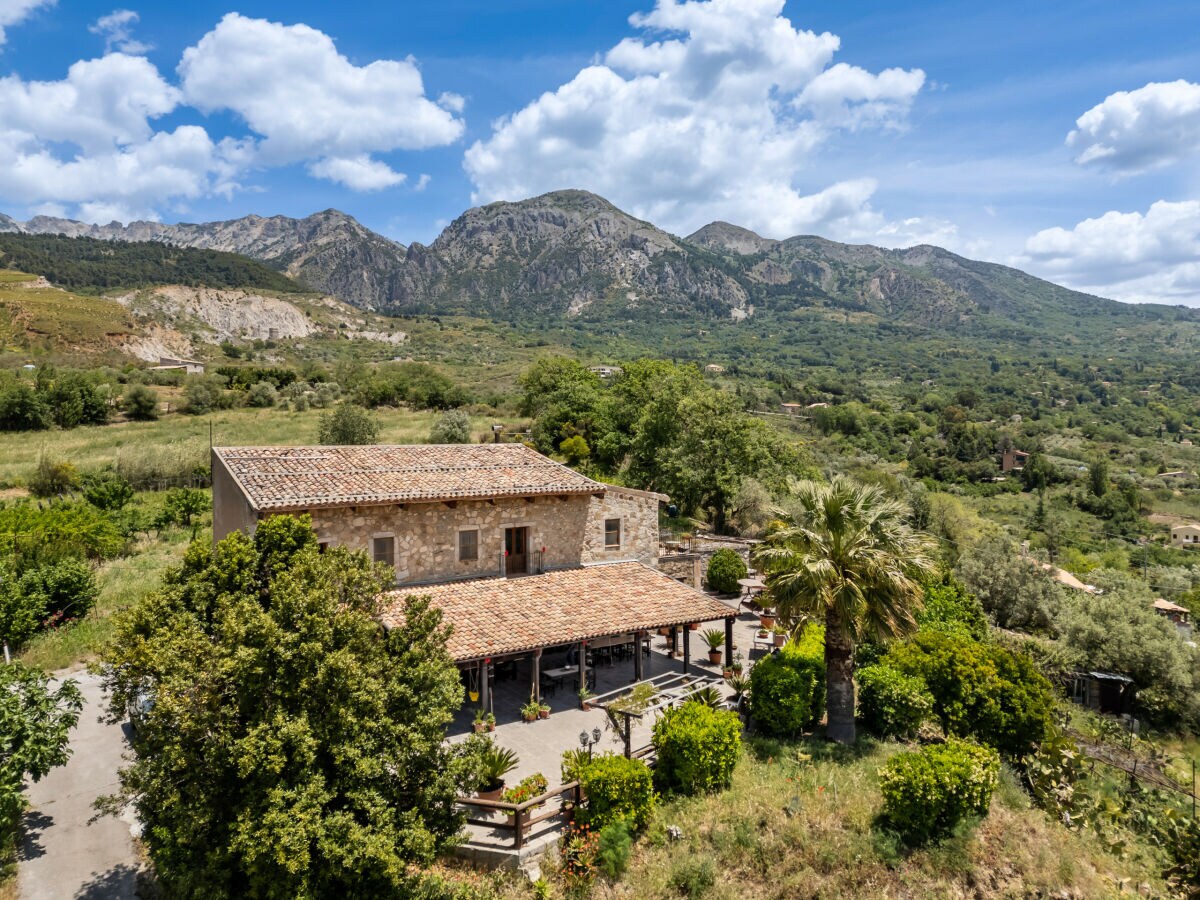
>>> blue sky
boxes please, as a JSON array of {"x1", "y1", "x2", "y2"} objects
[{"x1": 1, "y1": 0, "x2": 1199, "y2": 304}]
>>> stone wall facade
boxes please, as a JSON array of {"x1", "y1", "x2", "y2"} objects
[
  {"x1": 212, "y1": 452, "x2": 256, "y2": 541},
  {"x1": 251, "y1": 486, "x2": 661, "y2": 585}
]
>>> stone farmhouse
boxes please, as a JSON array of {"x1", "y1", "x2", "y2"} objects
[
  {"x1": 1170, "y1": 523, "x2": 1200, "y2": 549},
  {"x1": 211, "y1": 443, "x2": 734, "y2": 715}
]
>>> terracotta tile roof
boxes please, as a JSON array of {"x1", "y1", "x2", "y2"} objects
[
  {"x1": 381, "y1": 561, "x2": 735, "y2": 662},
  {"x1": 213, "y1": 444, "x2": 604, "y2": 511}
]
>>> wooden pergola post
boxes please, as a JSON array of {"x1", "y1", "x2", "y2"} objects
[
  {"x1": 682, "y1": 626, "x2": 691, "y2": 675},
  {"x1": 578, "y1": 640, "x2": 587, "y2": 696},
  {"x1": 480, "y1": 659, "x2": 491, "y2": 714},
  {"x1": 725, "y1": 617, "x2": 735, "y2": 667},
  {"x1": 532, "y1": 647, "x2": 542, "y2": 705}
]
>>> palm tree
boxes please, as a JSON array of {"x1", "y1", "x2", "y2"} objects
[{"x1": 753, "y1": 477, "x2": 936, "y2": 744}]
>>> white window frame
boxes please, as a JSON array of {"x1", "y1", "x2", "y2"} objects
[
  {"x1": 604, "y1": 517, "x2": 622, "y2": 550},
  {"x1": 457, "y1": 527, "x2": 480, "y2": 563},
  {"x1": 371, "y1": 532, "x2": 396, "y2": 569}
]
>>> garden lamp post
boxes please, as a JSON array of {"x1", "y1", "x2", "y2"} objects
[{"x1": 579, "y1": 727, "x2": 602, "y2": 760}]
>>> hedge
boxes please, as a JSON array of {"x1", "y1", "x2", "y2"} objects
[
  {"x1": 653, "y1": 701, "x2": 741, "y2": 795},
  {"x1": 856, "y1": 664, "x2": 933, "y2": 740},
  {"x1": 750, "y1": 648, "x2": 825, "y2": 737},
  {"x1": 578, "y1": 754, "x2": 655, "y2": 831},
  {"x1": 878, "y1": 738, "x2": 999, "y2": 844}
]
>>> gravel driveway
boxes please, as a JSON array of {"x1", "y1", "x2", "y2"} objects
[{"x1": 18, "y1": 669, "x2": 139, "y2": 900}]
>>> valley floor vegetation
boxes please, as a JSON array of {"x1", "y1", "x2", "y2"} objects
[{"x1": 1, "y1": 345, "x2": 1199, "y2": 897}]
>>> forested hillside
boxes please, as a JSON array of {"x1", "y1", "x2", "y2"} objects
[{"x1": 0, "y1": 233, "x2": 304, "y2": 294}]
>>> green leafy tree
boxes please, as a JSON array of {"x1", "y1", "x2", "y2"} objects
[
  {"x1": 558, "y1": 435, "x2": 590, "y2": 466},
  {"x1": 428, "y1": 409, "x2": 472, "y2": 444},
  {"x1": 318, "y1": 401, "x2": 380, "y2": 445},
  {"x1": 754, "y1": 477, "x2": 936, "y2": 743},
  {"x1": 123, "y1": 383, "x2": 159, "y2": 421},
  {"x1": 1087, "y1": 454, "x2": 1109, "y2": 498},
  {"x1": 81, "y1": 469, "x2": 134, "y2": 511},
  {"x1": 102, "y1": 517, "x2": 473, "y2": 898},
  {"x1": 158, "y1": 488, "x2": 211, "y2": 528},
  {"x1": 954, "y1": 537, "x2": 1064, "y2": 632},
  {"x1": 0, "y1": 664, "x2": 82, "y2": 856}
]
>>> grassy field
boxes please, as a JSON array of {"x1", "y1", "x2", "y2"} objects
[
  {"x1": 0, "y1": 406, "x2": 516, "y2": 486},
  {"x1": 434, "y1": 737, "x2": 1165, "y2": 898},
  {"x1": 0, "y1": 271, "x2": 133, "y2": 350},
  {"x1": 19, "y1": 525, "x2": 194, "y2": 672}
]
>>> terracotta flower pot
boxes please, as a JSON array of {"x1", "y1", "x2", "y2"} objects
[
  {"x1": 708, "y1": 650, "x2": 723, "y2": 665},
  {"x1": 688, "y1": 622, "x2": 700, "y2": 630},
  {"x1": 774, "y1": 632, "x2": 786, "y2": 648},
  {"x1": 538, "y1": 709, "x2": 551, "y2": 719},
  {"x1": 522, "y1": 712, "x2": 537, "y2": 723},
  {"x1": 487, "y1": 722, "x2": 496, "y2": 732},
  {"x1": 759, "y1": 615, "x2": 775, "y2": 629},
  {"x1": 478, "y1": 784, "x2": 504, "y2": 802},
  {"x1": 722, "y1": 668, "x2": 732, "y2": 679},
  {"x1": 473, "y1": 722, "x2": 487, "y2": 734}
]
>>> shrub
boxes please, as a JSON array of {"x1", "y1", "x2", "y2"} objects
[
  {"x1": 578, "y1": 753, "x2": 655, "y2": 831},
  {"x1": 157, "y1": 488, "x2": 211, "y2": 528},
  {"x1": 652, "y1": 700, "x2": 741, "y2": 795},
  {"x1": 878, "y1": 738, "x2": 999, "y2": 845},
  {"x1": 18, "y1": 557, "x2": 99, "y2": 621},
  {"x1": 28, "y1": 453, "x2": 79, "y2": 498},
  {"x1": 0, "y1": 501, "x2": 124, "y2": 562},
  {"x1": 183, "y1": 376, "x2": 232, "y2": 415},
  {"x1": 856, "y1": 664, "x2": 933, "y2": 739},
  {"x1": 318, "y1": 401, "x2": 379, "y2": 445},
  {"x1": 429, "y1": 409, "x2": 472, "y2": 444},
  {"x1": 559, "y1": 435, "x2": 590, "y2": 465},
  {"x1": 916, "y1": 579, "x2": 988, "y2": 641},
  {"x1": 80, "y1": 469, "x2": 134, "y2": 511},
  {"x1": 0, "y1": 383, "x2": 49, "y2": 431},
  {"x1": 749, "y1": 649, "x2": 825, "y2": 736},
  {"x1": 245, "y1": 381, "x2": 278, "y2": 408},
  {"x1": 884, "y1": 631, "x2": 1054, "y2": 756},
  {"x1": 705, "y1": 548, "x2": 747, "y2": 593},
  {"x1": 668, "y1": 854, "x2": 716, "y2": 898},
  {"x1": 596, "y1": 821, "x2": 633, "y2": 880},
  {"x1": 0, "y1": 560, "x2": 44, "y2": 647}
]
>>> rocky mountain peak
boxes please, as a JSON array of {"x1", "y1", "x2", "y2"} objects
[{"x1": 687, "y1": 221, "x2": 777, "y2": 255}]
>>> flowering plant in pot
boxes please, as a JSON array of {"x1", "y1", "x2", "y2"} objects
[
  {"x1": 521, "y1": 695, "x2": 540, "y2": 723},
  {"x1": 701, "y1": 628, "x2": 725, "y2": 665},
  {"x1": 501, "y1": 772, "x2": 550, "y2": 817},
  {"x1": 538, "y1": 702, "x2": 552, "y2": 719},
  {"x1": 472, "y1": 708, "x2": 488, "y2": 734}
]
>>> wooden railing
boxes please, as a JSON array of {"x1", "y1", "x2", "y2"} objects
[{"x1": 457, "y1": 781, "x2": 582, "y2": 850}]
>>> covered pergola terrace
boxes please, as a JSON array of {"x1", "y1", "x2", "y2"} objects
[{"x1": 380, "y1": 561, "x2": 739, "y2": 724}]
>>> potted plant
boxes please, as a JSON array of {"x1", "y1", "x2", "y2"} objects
[
  {"x1": 579, "y1": 686, "x2": 596, "y2": 711},
  {"x1": 688, "y1": 622, "x2": 700, "y2": 630},
  {"x1": 521, "y1": 695, "x2": 540, "y2": 723},
  {"x1": 759, "y1": 609, "x2": 776, "y2": 629},
  {"x1": 772, "y1": 625, "x2": 788, "y2": 648},
  {"x1": 730, "y1": 652, "x2": 745, "y2": 677},
  {"x1": 701, "y1": 628, "x2": 725, "y2": 665},
  {"x1": 501, "y1": 772, "x2": 550, "y2": 826},
  {"x1": 485, "y1": 712, "x2": 496, "y2": 732},
  {"x1": 728, "y1": 673, "x2": 750, "y2": 715},
  {"x1": 538, "y1": 702, "x2": 552, "y2": 720},
  {"x1": 475, "y1": 741, "x2": 519, "y2": 801},
  {"x1": 472, "y1": 708, "x2": 488, "y2": 734}
]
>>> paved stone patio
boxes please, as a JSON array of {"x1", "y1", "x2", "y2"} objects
[{"x1": 449, "y1": 604, "x2": 773, "y2": 784}]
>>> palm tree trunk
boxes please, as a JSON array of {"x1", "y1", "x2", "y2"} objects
[{"x1": 824, "y1": 608, "x2": 856, "y2": 744}]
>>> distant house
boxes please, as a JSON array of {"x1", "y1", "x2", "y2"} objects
[
  {"x1": 1170, "y1": 523, "x2": 1200, "y2": 549},
  {"x1": 150, "y1": 356, "x2": 205, "y2": 375},
  {"x1": 999, "y1": 448, "x2": 1031, "y2": 472},
  {"x1": 779, "y1": 402, "x2": 803, "y2": 416},
  {"x1": 1040, "y1": 563, "x2": 1099, "y2": 594},
  {"x1": 1159, "y1": 471, "x2": 1193, "y2": 481},
  {"x1": 806, "y1": 401, "x2": 829, "y2": 409},
  {"x1": 704, "y1": 364, "x2": 725, "y2": 374},
  {"x1": 1152, "y1": 598, "x2": 1193, "y2": 639},
  {"x1": 1180, "y1": 439, "x2": 1194, "y2": 447},
  {"x1": 588, "y1": 365, "x2": 623, "y2": 379}
]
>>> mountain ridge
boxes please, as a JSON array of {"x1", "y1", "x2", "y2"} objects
[{"x1": 4, "y1": 190, "x2": 1186, "y2": 331}]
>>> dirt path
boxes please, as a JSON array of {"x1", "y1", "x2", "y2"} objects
[{"x1": 18, "y1": 670, "x2": 138, "y2": 900}]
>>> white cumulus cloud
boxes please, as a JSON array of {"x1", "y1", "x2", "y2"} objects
[
  {"x1": 1022, "y1": 199, "x2": 1200, "y2": 305},
  {"x1": 1068, "y1": 80, "x2": 1200, "y2": 173},
  {"x1": 307, "y1": 155, "x2": 406, "y2": 191},
  {"x1": 179, "y1": 13, "x2": 464, "y2": 190},
  {"x1": 0, "y1": 53, "x2": 242, "y2": 222},
  {"x1": 463, "y1": 0, "x2": 925, "y2": 239},
  {"x1": 89, "y1": 9, "x2": 151, "y2": 55},
  {"x1": 0, "y1": 0, "x2": 53, "y2": 46}
]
